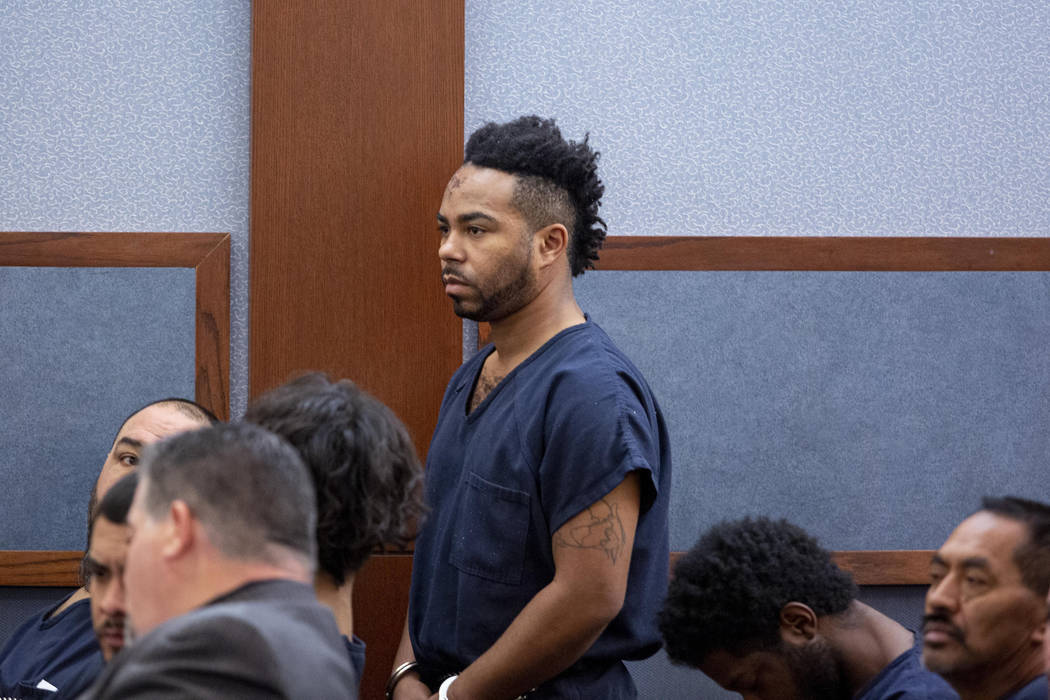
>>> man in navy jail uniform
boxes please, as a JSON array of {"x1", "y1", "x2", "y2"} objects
[
  {"x1": 389, "y1": 115, "x2": 671, "y2": 700},
  {"x1": 660, "y1": 517, "x2": 958, "y2": 700}
]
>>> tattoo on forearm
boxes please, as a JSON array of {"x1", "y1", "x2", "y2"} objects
[{"x1": 554, "y1": 499, "x2": 626, "y2": 564}]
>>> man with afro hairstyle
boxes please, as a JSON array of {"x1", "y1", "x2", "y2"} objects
[
  {"x1": 389, "y1": 116, "x2": 671, "y2": 699},
  {"x1": 243, "y1": 372, "x2": 426, "y2": 687},
  {"x1": 660, "y1": 517, "x2": 957, "y2": 700}
]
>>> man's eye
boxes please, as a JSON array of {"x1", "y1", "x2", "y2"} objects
[
  {"x1": 468, "y1": 226, "x2": 484, "y2": 236},
  {"x1": 119, "y1": 454, "x2": 138, "y2": 467}
]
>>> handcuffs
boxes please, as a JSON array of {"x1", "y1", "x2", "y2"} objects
[{"x1": 386, "y1": 662, "x2": 530, "y2": 699}]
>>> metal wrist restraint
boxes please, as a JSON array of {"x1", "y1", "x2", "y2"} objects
[
  {"x1": 386, "y1": 662, "x2": 531, "y2": 699},
  {"x1": 385, "y1": 661, "x2": 420, "y2": 699}
]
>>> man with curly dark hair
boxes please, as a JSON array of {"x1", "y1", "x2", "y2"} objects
[
  {"x1": 243, "y1": 372, "x2": 426, "y2": 688},
  {"x1": 923, "y1": 497, "x2": 1050, "y2": 700},
  {"x1": 659, "y1": 518, "x2": 957, "y2": 700},
  {"x1": 389, "y1": 116, "x2": 671, "y2": 700}
]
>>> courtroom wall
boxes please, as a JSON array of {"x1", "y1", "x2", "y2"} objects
[
  {"x1": 464, "y1": 2, "x2": 1050, "y2": 697},
  {"x1": 1, "y1": 1, "x2": 251, "y2": 413}
]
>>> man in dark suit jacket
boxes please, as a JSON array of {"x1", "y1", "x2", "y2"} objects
[{"x1": 80, "y1": 422, "x2": 357, "y2": 699}]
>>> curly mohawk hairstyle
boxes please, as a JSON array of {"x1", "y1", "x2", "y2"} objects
[
  {"x1": 658, "y1": 517, "x2": 857, "y2": 668},
  {"x1": 464, "y1": 115, "x2": 606, "y2": 276},
  {"x1": 243, "y1": 372, "x2": 426, "y2": 585}
]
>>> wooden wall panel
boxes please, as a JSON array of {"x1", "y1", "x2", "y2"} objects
[
  {"x1": 598, "y1": 235, "x2": 1050, "y2": 271},
  {"x1": 250, "y1": 2, "x2": 463, "y2": 459},
  {"x1": 351, "y1": 554, "x2": 415, "y2": 689},
  {"x1": 251, "y1": 3, "x2": 463, "y2": 697}
]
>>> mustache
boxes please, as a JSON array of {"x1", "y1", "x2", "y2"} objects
[
  {"x1": 922, "y1": 613, "x2": 965, "y2": 641},
  {"x1": 101, "y1": 616, "x2": 126, "y2": 631},
  {"x1": 441, "y1": 267, "x2": 470, "y2": 284}
]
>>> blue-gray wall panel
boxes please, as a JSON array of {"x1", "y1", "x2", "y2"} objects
[
  {"x1": 575, "y1": 270, "x2": 1050, "y2": 553},
  {"x1": 0, "y1": 267, "x2": 195, "y2": 550}
]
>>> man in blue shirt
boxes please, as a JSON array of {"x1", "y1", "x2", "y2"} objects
[
  {"x1": 389, "y1": 116, "x2": 671, "y2": 699},
  {"x1": 0, "y1": 399, "x2": 215, "y2": 699},
  {"x1": 659, "y1": 517, "x2": 958, "y2": 700},
  {"x1": 923, "y1": 497, "x2": 1050, "y2": 700}
]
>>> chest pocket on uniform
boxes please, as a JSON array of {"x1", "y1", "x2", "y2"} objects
[{"x1": 450, "y1": 471, "x2": 531, "y2": 585}]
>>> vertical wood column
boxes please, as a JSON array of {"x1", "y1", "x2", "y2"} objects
[{"x1": 251, "y1": 2, "x2": 463, "y2": 697}]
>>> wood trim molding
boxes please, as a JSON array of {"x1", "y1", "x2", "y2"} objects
[
  {"x1": 830, "y1": 550, "x2": 933, "y2": 586},
  {"x1": 0, "y1": 551, "x2": 82, "y2": 587},
  {"x1": 3, "y1": 549, "x2": 932, "y2": 588},
  {"x1": 0, "y1": 231, "x2": 231, "y2": 418},
  {"x1": 666, "y1": 549, "x2": 933, "y2": 586},
  {"x1": 1, "y1": 231, "x2": 231, "y2": 586},
  {"x1": 597, "y1": 236, "x2": 1050, "y2": 271},
  {"x1": 480, "y1": 235, "x2": 1050, "y2": 345}
]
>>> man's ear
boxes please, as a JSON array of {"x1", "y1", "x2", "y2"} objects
[
  {"x1": 1032, "y1": 620, "x2": 1046, "y2": 646},
  {"x1": 1029, "y1": 597, "x2": 1048, "y2": 645},
  {"x1": 162, "y1": 500, "x2": 195, "y2": 560},
  {"x1": 778, "y1": 602, "x2": 819, "y2": 645},
  {"x1": 533, "y1": 223, "x2": 569, "y2": 268}
]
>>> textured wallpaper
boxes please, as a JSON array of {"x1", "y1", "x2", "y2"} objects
[
  {"x1": 1, "y1": 268, "x2": 195, "y2": 549},
  {"x1": 463, "y1": 7, "x2": 1050, "y2": 695},
  {"x1": 466, "y1": 0, "x2": 1050, "y2": 237},
  {"x1": 0, "y1": 0, "x2": 251, "y2": 414}
]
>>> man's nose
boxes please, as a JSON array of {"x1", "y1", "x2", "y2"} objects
[
  {"x1": 439, "y1": 230, "x2": 465, "y2": 262},
  {"x1": 101, "y1": 576, "x2": 127, "y2": 615},
  {"x1": 925, "y1": 574, "x2": 960, "y2": 614}
]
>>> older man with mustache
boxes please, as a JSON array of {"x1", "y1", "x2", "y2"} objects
[{"x1": 922, "y1": 496, "x2": 1050, "y2": 700}]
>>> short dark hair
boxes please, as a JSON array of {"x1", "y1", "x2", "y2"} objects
[
  {"x1": 138, "y1": 422, "x2": 316, "y2": 569},
  {"x1": 980, "y1": 495, "x2": 1050, "y2": 596},
  {"x1": 464, "y1": 115, "x2": 606, "y2": 276},
  {"x1": 659, "y1": 517, "x2": 857, "y2": 667},
  {"x1": 243, "y1": 373, "x2": 426, "y2": 585},
  {"x1": 96, "y1": 472, "x2": 138, "y2": 526},
  {"x1": 111, "y1": 398, "x2": 219, "y2": 446},
  {"x1": 81, "y1": 472, "x2": 139, "y2": 585}
]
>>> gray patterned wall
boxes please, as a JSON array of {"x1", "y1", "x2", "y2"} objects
[
  {"x1": 0, "y1": 0, "x2": 251, "y2": 647},
  {"x1": 465, "y1": 2, "x2": 1049, "y2": 697},
  {"x1": 1, "y1": 1, "x2": 251, "y2": 414},
  {"x1": 2, "y1": 1, "x2": 1048, "y2": 694},
  {"x1": 466, "y1": 0, "x2": 1049, "y2": 238}
]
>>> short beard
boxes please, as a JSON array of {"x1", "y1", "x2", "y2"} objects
[
  {"x1": 454, "y1": 240, "x2": 535, "y2": 322},
  {"x1": 782, "y1": 638, "x2": 851, "y2": 700}
]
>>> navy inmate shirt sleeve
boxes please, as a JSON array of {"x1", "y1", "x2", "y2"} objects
[{"x1": 535, "y1": 351, "x2": 662, "y2": 536}]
